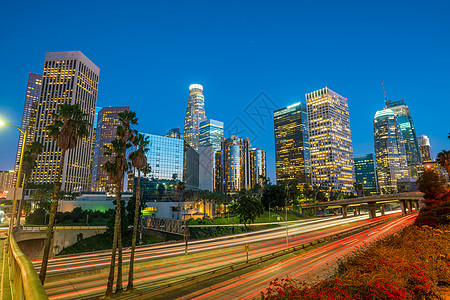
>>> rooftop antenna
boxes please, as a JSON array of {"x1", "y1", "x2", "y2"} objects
[{"x1": 382, "y1": 80, "x2": 388, "y2": 107}]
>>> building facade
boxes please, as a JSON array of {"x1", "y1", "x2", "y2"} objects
[
  {"x1": 14, "y1": 73, "x2": 42, "y2": 178},
  {"x1": 31, "y1": 51, "x2": 100, "y2": 192},
  {"x1": 199, "y1": 119, "x2": 224, "y2": 153},
  {"x1": 0, "y1": 171, "x2": 15, "y2": 193},
  {"x1": 183, "y1": 84, "x2": 206, "y2": 151},
  {"x1": 418, "y1": 135, "x2": 433, "y2": 163},
  {"x1": 250, "y1": 148, "x2": 267, "y2": 187},
  {"x1": 274, "y1": 102, "x2": 311, "y2": 186},
  {"x1": 165, "y1": 128, "x2": 182, "y2": 139},
  {"x1": 306, "y1": 88, "x2": 355, "y2": 194},
  {"x1": 91, "y1": 106, "x2": 129, "y2": 192},
  {"x1": 373, "y1": 109, "x2": 410, "y2": 193},
  {"x1": 386, "y1": 100, "x2": 422, "y2": 178},
  {"x1": 183, "y1": 141, "x2": 199, "y2": 191},
  {"x1": 198, "y1": 146, "x2": 215, "y2": 191},
  {"x1": 353, "y1": 154, "x2": 378, "y2": 195},
  {"x1": 215, "y1": 135, "x2": 251, "y2": 193}
]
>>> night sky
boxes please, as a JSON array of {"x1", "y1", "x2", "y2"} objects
[{"x1": 1, "y1": 0, "x2": 449, "y2": 183}]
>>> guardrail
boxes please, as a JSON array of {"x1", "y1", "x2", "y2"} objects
[
  {"x1": 22, "y1": 225, "x2": 107, "y2": 231},
  {"x1": 9, "y1": 234, "x2": 48, "y2": 299},
  {"x1": 118, "y1": 213, "x2": 409, "y2": 299}
]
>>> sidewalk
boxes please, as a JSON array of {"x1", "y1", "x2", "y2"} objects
[{"x1": 0, "y1": 236, "x2": 12, "y2": 299}]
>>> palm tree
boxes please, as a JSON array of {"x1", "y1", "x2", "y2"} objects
[
  {"x1": 39, "y1": 103, "x2": 90, "y2": 284},
  {"x1": 16, "y1": 141, "x2": 44, "y2": 226},
  {"x1": 127, "y1": 133, "x2": 149, "y2": 291},
  {"x1": 437, "y1": 150, "x2": 450, "y2": 174},
  {"x1": 104, "y1": 110, "x2": 137, "y2": 296}
]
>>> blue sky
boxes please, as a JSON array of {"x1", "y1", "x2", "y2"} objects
[{"x1": 1, "y1": 0, "x2": 449, "y2": 183}]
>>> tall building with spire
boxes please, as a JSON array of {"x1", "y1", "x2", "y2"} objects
[
  {"x1": 306, "y1": 88, "x2": 355, "y2": 194},
  {"x1": 418, "y1": 135, "x2": 433, "y2": 163},
  {"x1": 385, "y1": 99, "x2": 422, "y2": 178},
  {"x1": 31, "y1": 51, "x2": 100, "y2": 192},
  {"x1": 373, "y1": 109, "x2": 409, "y2": 193},
  {"x1": 14, "y1": 73, "x2": 42, "y2": 178},
  {"x1": 183, "y1": 84, "x2": 206, "y2": 151}
]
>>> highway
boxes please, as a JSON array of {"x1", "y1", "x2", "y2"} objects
[
  {"x1": 177, "y1": 213, "x2": 417, "y2": 300},
  {"x1": 30, "y1": 211, "x2": 407, "y2": 299}
]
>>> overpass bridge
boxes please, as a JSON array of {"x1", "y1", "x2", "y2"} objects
[{"x1": 302, "y1": 192, "x2": 425, "y2": 219}]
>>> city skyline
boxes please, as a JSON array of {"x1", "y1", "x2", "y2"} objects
[{"x1": 1, "y1": 1, "x2": 450, "y2": 184}]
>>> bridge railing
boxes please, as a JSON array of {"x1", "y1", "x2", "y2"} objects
[{"x1": 9, "y1": 234, "x2": 48, "y2": 299}]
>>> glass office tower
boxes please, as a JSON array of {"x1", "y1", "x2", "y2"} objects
[
  {"x1": 250, "y1": 148, "x2": 267, "y2": 187},
  {"x1": 183, "y1": 84, "x2": 206, "y2": 151},
  {"x1": 274, "y1": 102, "x2": 311, "y2": 186},
  {"x1": 386, "y1": 100, "x2": 422, "y2": 178},
  {"x1": 373, "y1": 109, "x2": 409, "y2": 193},
  {"x1": 418, "y1": 135, "x2": 433, "y2": 163},
  {"x1": 199, "y1": 119, "x2": 224, "y2": 153},
  {"x1": 31, "y1": 51, "x2": 99, "y2": 192},
  {"x1": 353, "y1": 154, "x2": 378, "y2": 195},
  {"x1": 91, "y1": 106, "x2": 129, "y2": 192},
  {"x1": 306, "y1": 88, "x2": 355, "y2": 194}
]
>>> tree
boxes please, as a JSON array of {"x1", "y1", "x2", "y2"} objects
[
  {"x1": 417, "y1": 169, "x2": 446, "y2": 200},
  {"x1": 39, "y1": 103, "x2": 89, "y2": 284},
  {"x1": 437, "y1": 150, "x2": 450, "y2": 174},
  {"x1": 261, "y1": 184, "x2": 286, "y2": 209},
  {"x1": 104, "y1": 110, "x2": 137, "y2": 296},
  {"x1": 16, "y1": 141, "x2": 44, "y2": 224},
  {"x1": 231, "y1": 190, "x2": 263, "y2": 228},
  {"x1": 127, "y1": 133, "x2": 149, "y2": 291}
]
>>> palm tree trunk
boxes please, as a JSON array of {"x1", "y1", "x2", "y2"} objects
[
  {"x1": 16, "y1": 174, "x2": 27, "y2": 226},
  {"x1": 105, "y1": 180, "x2": 121, "y2": 297},
  {"x1": 116, "y1": 179, "x2": 123, "y2": 293},
  {"x1": 127, "y1": 169, "x2": 141, "y2": 290},
  {"x1": 39, "y1": 149, "x2": 65, "y2": 285}
]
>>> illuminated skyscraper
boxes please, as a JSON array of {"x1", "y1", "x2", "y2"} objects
[
  {"x1": 183, "y1": 84, "x2": 206, "y2": 150},
  {"x1": 274, "y1": 102, "x2": 311, "y2": 185},
  {"x1": 306, "y1": 88, "x2": 355, "y2": 194},
  {"x1": 250, "y1": 148, "x2": 267, "y2": 187},
  {"x1": 215, "y1": 135, "x2": 251, "y2": 193},
  {"x1": 14, "y1": 73, "x2": 42, "y2": 178},
  {"x1": 386, "y1": 99, "x2": 422, "y2": 178},
  {"x1": 418, "y1": 135, "x2": 433, "y2": 163},
  {"x1": 353, "y1": 154, "x2": 378, "y2": 195},
  {"x1": 373, "y1": 109, "x2": 409, "y2": 193},
  {"x1": 199, "y1": 119, "x2": 224, "y2": 152},
  {"x1": 31, "y1": 51, "x2": 100, "y2": 192},
  {"x1": 91, "y1": 106, "x2": 129, "y2": 192}
]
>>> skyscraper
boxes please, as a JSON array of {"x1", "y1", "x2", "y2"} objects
[
  {"x1": 14, "y1": 73, "x2": 42, "y2": 177},
  {"x1": 31, "y1": 51, "x2": 100, "y2": 192},
  {"x1": 199, "y1": 119, "x2": 224, "y2": 152},
  {"x1": 306, "y1": 88, "x2": 355, "y2": 194},
  {"x1": 183, "y1": 84, "x2": 206, "y2": 151},
  {"x1": 373, "y1": 109, "x2": 409, "y2": 193},
  {"x1": 91, "y1": 106, "x2": 129, "y2": 192},
  {"x1": 274, "y1": 102, "x2": 311, "y2": 186},
  {"x1": 353, "y1": 154, "x2": 378, "y2": 195},
  {"x1": 386, "y1": 99, "x2": 422, "y2": 178},
  {"x1": 250, "y1": 148, "x2": 267, "y2": 187},
  {"x1": 418, "y1": 135, "x2": 433, "y2": 163},
  {"x1": 215, "y1": 135, "x2": 251, "y2": 193}
]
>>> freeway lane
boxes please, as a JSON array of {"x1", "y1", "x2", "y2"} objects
[
  {"x1": 39, "y1": 212, "x2": 403, "y2": 299},
  {"x1": 177, "y1": 213, "x2": 417, "y2": 300}
]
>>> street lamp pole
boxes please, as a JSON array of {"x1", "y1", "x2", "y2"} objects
[{"x1": 1, "y1": 121, "x2": 27, "y2": 236}]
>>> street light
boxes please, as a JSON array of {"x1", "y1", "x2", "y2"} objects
[{"x1": 0, "y1": 120, "x2": 27, "y2": 235}]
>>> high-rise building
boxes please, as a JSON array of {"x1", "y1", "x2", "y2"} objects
[
  {"x1": 183, "y1": 84, "x2": 206, "y2": 151},
  {"x1": 14, "y1": 73, "x2": 42, "y2": 178},
  {"x1": 31, "y1": 51, "x2": 100, "y2": 192},
  {"x1": 184, "y1": 141, "x2": 199, "y2": 191},
  {"x1": 0, "y1": 171, "x2": 15, "y2": 193},
  {"x1": 373, "y1": 109, "x2": 409, "y2": 193},
  {"x1": 418, "y1": 135, "x2": 433, "y2": 163},
  {"x1": 215, "y1": 135, "x2": 251, "y2": 193},
  {"x1": 199, "y1": 119, "x2": 224, "y2": 153},
  {"x1": 91, "y1": 106, "x2": 129, "y2": 192},
  {"x1": 250, "y1": 148, "x2": 267, "y2": 187},
  {"x1": 353, "y1": 154, "x2": 378, "y2": 195},
  {"x1": 306, "y1": 88, "x2": 355, "y2": 194},
  {"x1": 274, "y1": 102, "x2": 311, "y2": 186},
  {"x1": 386, "y1": 99, "x2": 422, "y2": 178},
  {"x1": 198, "y1": 146, "x2": 215, "y2": 191}
]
